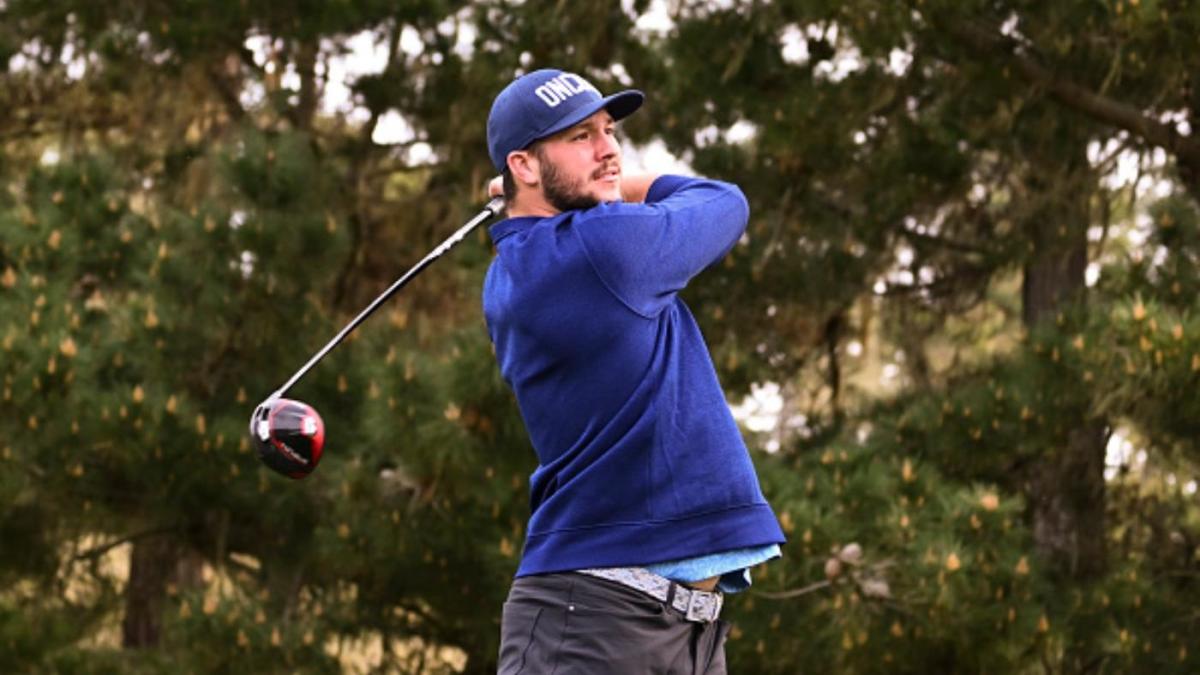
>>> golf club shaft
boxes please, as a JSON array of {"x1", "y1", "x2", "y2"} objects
[{"x1": 267, "y1": 197, "x2": 505, "y2": 402}]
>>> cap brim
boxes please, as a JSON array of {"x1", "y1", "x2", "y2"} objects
[{"x1": 535, "y1": 89, "x2": 644, "y2": 143}]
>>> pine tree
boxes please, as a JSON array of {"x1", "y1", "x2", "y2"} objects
[
  {"x1": 3, "y1": 0, "x2": 1200, "y2": 672},
  {"x1": 640, "y1": 1, "x2": 1200, "y2": 671}
]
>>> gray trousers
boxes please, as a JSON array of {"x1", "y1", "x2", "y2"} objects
[{"x1": 498, "y1": 572, "x2": 730, "y2": 675}]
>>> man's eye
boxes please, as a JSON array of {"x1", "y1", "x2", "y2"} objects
[{"x1": 573, "y1": 133, "x2": 588, "y2": 141}]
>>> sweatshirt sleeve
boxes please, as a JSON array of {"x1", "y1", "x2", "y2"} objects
[{"x1": 574, "y1": 175, "x2": 750, "y2": 317}]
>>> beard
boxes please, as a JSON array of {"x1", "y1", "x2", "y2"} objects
[{"x1": 538, "y1": 153, "x2": 611, "y2": 212}]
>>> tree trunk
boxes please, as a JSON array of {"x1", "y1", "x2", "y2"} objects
[
  {"x1": 293, "y1": 40, "x2": 319, "y2": 131},
  {"x1": 1021, "y1": 230, "x2": 1087, "y2": 328},
  {"x1": 1021, "y1": 160, "x2": 1108, "y2": 581},
  {"x1": 122, "y1": 534, "x2": 177, "y2": 648},
  {"x1": 1029, "y1": 421, "x2": 1108, "y2": 579}
]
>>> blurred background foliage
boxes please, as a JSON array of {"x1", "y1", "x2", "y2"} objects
[{"x1": 2, "y1": 0, "x2": 1200, "y2": 672}]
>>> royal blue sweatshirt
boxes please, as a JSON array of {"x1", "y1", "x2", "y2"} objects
[{"x1": 483, "y1": 175, "x2": 786, "y2": 577}]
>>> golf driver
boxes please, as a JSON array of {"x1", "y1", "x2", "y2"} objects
[{"x1": 250, "y1": 197, "x2": 506, "y2": 478}]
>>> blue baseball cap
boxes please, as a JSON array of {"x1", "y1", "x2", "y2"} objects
[{"x1": 487, "y1": 68, "x2": 644, "y2": 172}]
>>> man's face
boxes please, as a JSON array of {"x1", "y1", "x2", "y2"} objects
[{"x1": 534, "y1": 110, "x2": 622, "y2": 212}]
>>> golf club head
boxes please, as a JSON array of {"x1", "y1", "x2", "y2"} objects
[{"x1": 250, "y1": 398, "x2": 325, "y2": 479}]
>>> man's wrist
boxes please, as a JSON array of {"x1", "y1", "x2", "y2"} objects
[{"x1": 620, "y1": 173, "x2": 661, "y2": 203}]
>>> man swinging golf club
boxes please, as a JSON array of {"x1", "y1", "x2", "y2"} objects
[{"x1": 484, "y1": 68, "x2": 786, "y2": 674}]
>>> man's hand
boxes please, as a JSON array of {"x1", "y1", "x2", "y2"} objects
[{"x1": 487, "y1": 175, "x2": 504, "y2": 199}]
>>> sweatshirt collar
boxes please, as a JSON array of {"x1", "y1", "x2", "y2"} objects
[{"x1": 489, "y1": 215, "x2": 547, "y2": 243}]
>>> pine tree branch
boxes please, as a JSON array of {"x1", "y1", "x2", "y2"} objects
[
  {"x1": 754, "y1": 186, "x2": 794, "y2": 275},
  {"x1": 205, "y1": 54, "x2": 248, "y2": 122},
  {"x1": 751, "y1": 579, "x2": 831, "y2": 600},
  {"x1": 0, "y1": 111, "x2": 135, "y2": 142},
  {"x1": 71, "y1": 525, "x2": 177, "y2": 562},
  {"x1": 879, "y1": 264, "x2": 991, "y2": 299},
  {"x1": 899, "y1": 227, "x2": 992, "y2": 256},
  {"x1": 936, "y1": 17, "x2": 1200, "y2": 188}
]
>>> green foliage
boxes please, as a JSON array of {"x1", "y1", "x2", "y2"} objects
[
  {"x1": 736, "y1": 443, "x2": 1038, "y2": 673},
  {"x1": 3, "y1": 0, "x2": 1200, "y2": 672}
]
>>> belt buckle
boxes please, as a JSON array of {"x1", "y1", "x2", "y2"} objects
[{"x1": 684, "y1": 589, "x2": 721, "y2": 623}]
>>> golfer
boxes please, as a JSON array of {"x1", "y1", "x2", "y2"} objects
[{"x1": 483, "y1": 68, "x2": 786, "y2": 674}]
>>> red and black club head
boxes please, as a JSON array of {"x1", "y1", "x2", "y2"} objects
[{"x1": 250, "y1": 398, "x2": 325, "y2": 479}]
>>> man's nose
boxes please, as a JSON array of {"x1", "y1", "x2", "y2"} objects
[{"x1": 595, "y1": 132, "x2": 619, "y2": 160}]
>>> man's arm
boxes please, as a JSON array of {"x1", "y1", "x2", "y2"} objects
[{"x1": 575, "y1": 176, "x2": 750, "y2": 317}]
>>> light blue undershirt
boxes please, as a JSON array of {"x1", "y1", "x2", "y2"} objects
[{"x1": 645, "y1": 544, "x2": 782, "y2": 593}]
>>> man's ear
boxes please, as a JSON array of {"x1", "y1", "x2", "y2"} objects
[{"x1": 507, "y1": 150, "x2": 540, "y2": 188}]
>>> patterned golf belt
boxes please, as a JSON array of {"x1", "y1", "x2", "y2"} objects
[{"x1": 576, "y1": 567, "x2": 724, "y2": 623}]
